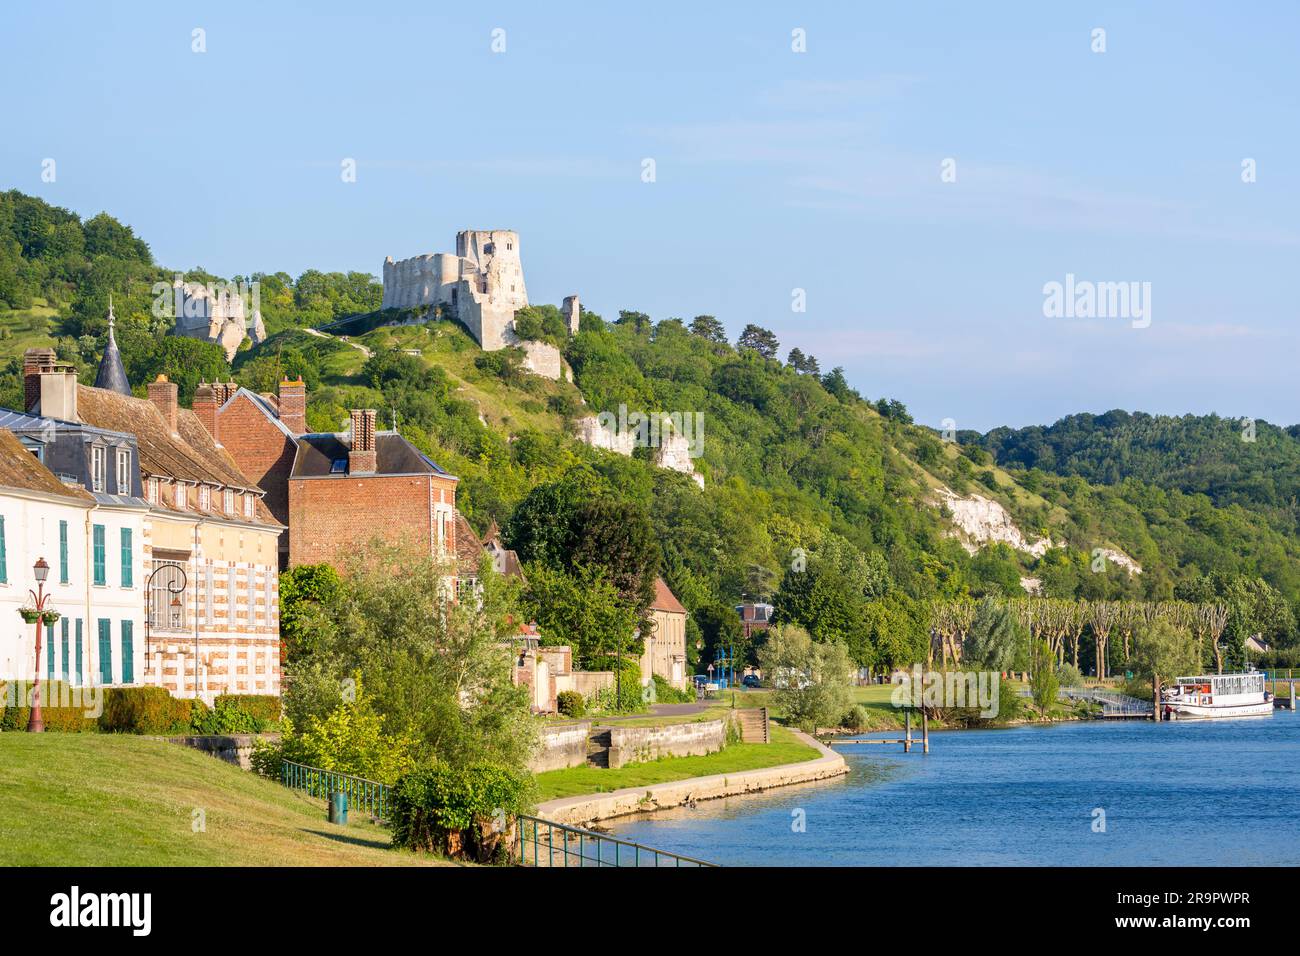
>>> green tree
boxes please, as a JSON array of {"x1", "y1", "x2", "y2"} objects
[
  {"x1": 1030, "y1": 639, "x2": 1059, "y2": 715},
  {"x1": 688, "y1": 315, "x2": 727, "y2": 344},
  {"x1": 1132, "y1": 619, "x2": 1201, "y2": 719},
  {"x1": 757, "y1": 624, "x2": 853, "y2": 731},
  {"x1": 963, "y1": 598, "x2": 1027, "y2": 672},
  {"x1": 282, "y1": 541, "x2": 536, "y2": 772},
  {"x1": 736, "y1": 323, "x2": 779, "y2": 359}
]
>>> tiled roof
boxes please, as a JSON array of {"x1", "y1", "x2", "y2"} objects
[
  {"x1": 75, "y1": 385, "x2": 279, "y2": 526},
  {"x1": 650, "y1": 577, "x2": 687, "y2": 615},
  {"x1": 455, "y1": 512, "x2": 484, "y2": 575},
  {"x1": 0, "y1": 429, "x2": 94, "y2": 503}
]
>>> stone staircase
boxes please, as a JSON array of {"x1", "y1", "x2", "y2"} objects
[
  {"x1": 732, "y1": 707, "x2": 770, "y2": 743},
  {"x1": 585, "y1": 728, "x2": 612, "y2": 767}
]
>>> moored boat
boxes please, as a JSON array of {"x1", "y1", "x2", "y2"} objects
[{"x1": 1160, "y1": 671, "x2": 1274, "y2": 720}]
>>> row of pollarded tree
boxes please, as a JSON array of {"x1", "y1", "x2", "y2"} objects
[{"x1": 931, "y1": 597, "x2": 1230, "y2": 680}]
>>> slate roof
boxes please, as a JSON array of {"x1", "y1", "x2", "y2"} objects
[
  {"x1": 93, "y1": 311, "x2": 131, "y2": 396},
  {"x1": 290, "y1": 431, "x2": 455, "y2": 480},
  {"x1": 0, "y1": 429, "x2": 94, "y2": 503}
]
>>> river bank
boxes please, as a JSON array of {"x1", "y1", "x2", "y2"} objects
[{"x1": 535, "y1": 728, "x2": 847, "y2": 826}]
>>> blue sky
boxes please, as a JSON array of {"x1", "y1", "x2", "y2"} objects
[{"x1": 3, "y1": 1, "x2": 1298, "y2": 430}]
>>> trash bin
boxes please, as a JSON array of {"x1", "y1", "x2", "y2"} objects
[{"x1": 328, "y1": 791, "x2": 348, "y2": 825}]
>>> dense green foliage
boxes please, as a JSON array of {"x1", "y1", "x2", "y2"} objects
[{"x1": 389, "y1": 764, "x2": 535, "y2": 862}]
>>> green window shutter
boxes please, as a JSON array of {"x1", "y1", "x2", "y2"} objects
[
  {"x1": 75, "y1": 619, "x2": 83, "y2": 686},
  {"x1": 60, "y1": 619, "x2": 69, "y2": 683},
  {"x1": 93, "y1": 525, "x2": 106, "y2": 586},
  {"x1": 120, "y1": 528, "x2": 133, "y2": 588},
  {"x1": 0, "y1": 515, "x2": 7, "y2": 584},
  {"x1": 98, "y1": 618, "x2": 112, "y2": 685},
  {"x1": 121, "y1": 620, "x2": 134, "y2": 684},
  {"x1": 59, "y1": 520, "x2": 69, "y2": 583},
  {"x1": 47, "y1": 621, "x2": 55, "y2": 680}
]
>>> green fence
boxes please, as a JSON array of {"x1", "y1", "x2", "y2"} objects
[
  {"x1": 280, "y1": 760, "x2": 390, "y2": 819},
  {"x1": 516, "y1": 814, "x2": 716, "y2": 867}
]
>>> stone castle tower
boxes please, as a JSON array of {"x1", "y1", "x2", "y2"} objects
[{"x1": 382, "y1": 229, "x2": 527, "y2": 350}]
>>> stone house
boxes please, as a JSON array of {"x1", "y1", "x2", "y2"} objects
[{"x1": 640, "y1": 577, "x2": 689, "y2": 691}]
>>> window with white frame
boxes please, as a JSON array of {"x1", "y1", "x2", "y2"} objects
[
  {"x1": 224, "y1": 489, "x2": 235, "y2": 514},
  {"x1": 244, "y1": 493, "x2": 254, "y2": 518},
  {"x1": 198, "y1": 485, "x2": 210, "y2": 511},
  {"x1": 115, "y1": 448, "x2": 130, "y2": 495},
  {"x1": 148, "y1": 559, "x2": 187, "y2": 632},
  {"x1": 147, "y1": 477, "x2": 159, "y2": 504},
  {"x1": 175, "y1": 483, "x2": 187, "y2": 510},
  {"x1": 91, "y1": 445, "x2": 106, "y2": 493}
]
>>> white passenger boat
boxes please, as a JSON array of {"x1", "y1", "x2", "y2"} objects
[{"x1": 1160, "y1": 671, "x2": 1274, "y2": 719}]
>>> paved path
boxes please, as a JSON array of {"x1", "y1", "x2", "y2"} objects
[{"x1": 598, "y1": 703, "x2": 711, "y2": 724}]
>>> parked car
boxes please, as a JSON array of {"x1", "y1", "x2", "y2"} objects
[{"x1": 742, "y1": 674, "x2": 761, "y2": 688}]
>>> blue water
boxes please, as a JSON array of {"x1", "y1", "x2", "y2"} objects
[{"x1": 607, "y1": 715, "x2": 1300, "y2": 865}]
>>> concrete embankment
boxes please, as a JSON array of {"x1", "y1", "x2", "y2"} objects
[{"x1": 535, "y1": 729, "x2": 848, "y2": 826}]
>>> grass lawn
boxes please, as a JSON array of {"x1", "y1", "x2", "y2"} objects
[
  {"x1": 0, "y1": 734, "x2": 449, "y2": 866},
  {"x1": 532, "y1": 724, "x2": 821, "y2": 801}
]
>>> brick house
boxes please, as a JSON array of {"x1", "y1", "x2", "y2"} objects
[
  {"x1": 21, "y1": 343, "x2": 283, "y2": 701},
  {"x1": 287, "y1": 410, "x2": 461, "y2": 586},
  {"x1": 193, "y1": 378, "x2": 463, "y2": 589}
]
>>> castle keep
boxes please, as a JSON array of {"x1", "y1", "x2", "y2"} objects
[{"x1": 383, "y1": 229, "x2": 532, "y2": 350}]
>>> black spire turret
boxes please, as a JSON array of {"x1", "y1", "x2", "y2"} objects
[{"x1": 94, "y1": 295, "x2": 131, "y2": 395}]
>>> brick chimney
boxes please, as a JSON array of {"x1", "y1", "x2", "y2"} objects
[
  {"x1": 193, "y1": 381, "x2": 219, "y2": 443},
  {"x1": 23, "y1": 348, "x2": 58, "y2": 413},
  {"x1": 148, "y1": 374, "x2": 179, "y2": 435},
  {"x1": 348, "y1": 408, "x2": 377, "y2": 474},
  {"x1": 278, "y1": 376, "x2": 307, "y2": 435}
]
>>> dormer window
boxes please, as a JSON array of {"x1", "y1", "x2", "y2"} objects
[
  {"x1": 175, "y1": 483, "x2": 187, "y2": 510},
  {"x1": 115, "y1": 448, "x2": 131, "y2": 495},
  {"x1": 244, "y1": 494, "x2": 254, "y2": 518},
  {"x1": 199, "y1": 486, "x2": 211, "y2": 511},
  {"x1": 224, "y1": 489, "x2": 235, "y2": 514},
  {"x1": 147, "y1": 477, "x2": 159, "y2": 504},
  {"x1": 91, "y1": 445, "x2": 106, "y2": 493}
]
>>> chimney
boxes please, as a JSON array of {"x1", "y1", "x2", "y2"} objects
[
  {"x1": 194, "y1": 381, "x2": 219, "y2": 443},
  {"x1": 348, "y1": 408, "x2": 377, "y2": 474},
  {"x1": 39, "y1": 370, "x2": 79, "y2": 422},
  {"x1": 23, "y1": 348, "x2": 58, "y2": 412},
  {"x1": 278, "y1": 376, "x2": 307, "y2": 435},
  {"x1": 148, "y1": 374, "x2": 179, "y2": 435}
]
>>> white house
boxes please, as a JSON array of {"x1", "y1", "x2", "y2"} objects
[{"x1": 0, "y1": 425, "x2": 147, "y2": 691}]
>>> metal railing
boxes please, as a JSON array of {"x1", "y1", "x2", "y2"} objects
[
  {"x1": 280, "y1": 760, "x2": 391, "y2": 819},
  {"x1": 516, "y1": 814, "x2": 716, "y2": 867}
]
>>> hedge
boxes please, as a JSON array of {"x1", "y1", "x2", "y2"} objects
[
  {"x1": 99, "y1": 687, "x2": 205, "y2": 735},
  {"x1": 0, "y1": 681, "x2": 100, "y2": 732}
]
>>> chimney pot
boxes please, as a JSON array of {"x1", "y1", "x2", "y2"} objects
[
  {"x1": 22, "y1": 348, "x2": 59, "y2": 413},
  {"x1": 193, "y1": 381, "x2": 219, "y2": 444}
]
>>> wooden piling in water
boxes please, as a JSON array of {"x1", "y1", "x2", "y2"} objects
[{"x1": 904, "y1": 708, "x2": 912, "y2": 753}]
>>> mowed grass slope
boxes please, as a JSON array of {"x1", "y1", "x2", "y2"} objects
[{"x1": 0, "y1": 734, "x2": 448, "y2": 866}]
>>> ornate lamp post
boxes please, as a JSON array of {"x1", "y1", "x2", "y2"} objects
[
  {"x1": 144, "y1": 563, "x2": 186, "y2": 681},
  {"x1": 25, "y1": 557, "x2": 52, "y2": 733}
]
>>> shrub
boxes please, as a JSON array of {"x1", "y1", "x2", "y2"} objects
[
  {"x1": 0, "y1": 681, "x2": 99, "y2": 732},
  {"x1": 389, "y1": 764, "x2": 535, "y2": 863},
  {"x1": 1056, "y1": 662, "x2": 1085, "y2": 688},
  {"x1": 841, "y1": 704, "x2": 870, "y2": 731},
  {"x1": 191, "y1": 699, "x2": 264, "y2": 734},
  {"x1": 556, "y1": 691, "x2": 585, "y2": 718},
  {"x1": 280, "y1": 674, "x2": 418, "y2": 784},
  {"x1": 250, "y1": 736, "x2": 285, "y2": 779},
  {"x1": 99, "y1": 687, "x2": 202, "y2": 735},
  {"x1": 652, "y1": 673, "x2": 693, "y2": 703}
]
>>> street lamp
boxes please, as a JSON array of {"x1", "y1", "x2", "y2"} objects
[{"x1": 26, "y1": 557, "x2": 52, "y2": 733}]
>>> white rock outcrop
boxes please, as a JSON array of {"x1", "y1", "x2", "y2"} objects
[
  {"x1": 1094, "y1": 547, "x2": 1143, "y2": 575},
  {"x1": 934, "y1": 487, "x2": 1054, "y2": 557}
]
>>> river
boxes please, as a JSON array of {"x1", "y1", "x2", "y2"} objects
[{"x1": 606, "y1": 714, "x2": 1300, "y2": 865}]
